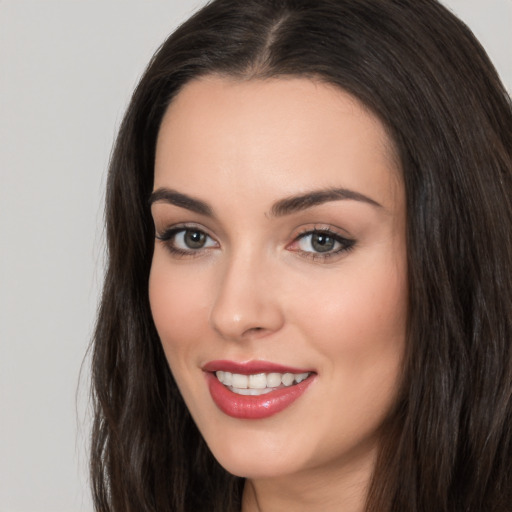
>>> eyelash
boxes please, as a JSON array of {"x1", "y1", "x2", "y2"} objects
[
  {"x1": 291, "y1": 227, "x2": 356, "y2": 261},
  {"x1": 155, "y1": 225, "x2": 217, "y2": 258},
  {"x1": 155, "y1": 224, "x2": 356, "y2": 261}
]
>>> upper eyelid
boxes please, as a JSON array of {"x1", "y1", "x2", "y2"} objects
[
  {"x1": 293, "y1": 224, "x2": 353, "y2": 240},
  {"x1": 295, "y1": 230, "x2": 349, "y2": 241},
  {"x1": 155, "y1": 222, "x2": 214, "y2": 237},
  {"x1": 292, "y1": 229, "x2": 354, "y2": 247}
]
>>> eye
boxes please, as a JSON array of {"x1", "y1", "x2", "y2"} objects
[
  {"x1": 298, "y1": 232, "x2": 340, "y2": 253},
  {"x1": 174, "y1": 229, "x2": 215, "y2": 250},
  {"x1": 290, "y1": 228, "x2": 355, "y2": 260},
  {"x1": 156, "y1": 226, "x2": 218, "y2": 256}
]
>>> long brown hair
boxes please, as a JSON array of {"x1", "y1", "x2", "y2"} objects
[{"x1": 90, "y1": 1, "x2": 512, "y2": 510}]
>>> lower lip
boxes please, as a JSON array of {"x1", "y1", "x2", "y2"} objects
[{"x1": 206, "y1": 372, "x2": 315, "y2": 420}]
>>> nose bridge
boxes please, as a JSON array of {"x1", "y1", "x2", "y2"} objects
[{"x1": 209, "y1": 243, "x2": 284, "y2": 340}]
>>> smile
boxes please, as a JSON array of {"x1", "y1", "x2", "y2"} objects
[
  {"x1": 215, "y1": 371, "x2": 310, "y2": 395},
  {"x1": 203, "y1": 361, "x2": 316, "y2": 419}
]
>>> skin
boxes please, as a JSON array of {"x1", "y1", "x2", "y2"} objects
[{"x1": 149, "y1": 76, "x2": 407, "y2": 512}]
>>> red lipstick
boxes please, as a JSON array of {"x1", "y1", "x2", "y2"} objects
[
  {"x1": 203, "y1": 360, "x2": 312, "y2": 374},
  {"x1": 203, "y1": 360, "x2": 316, "y2": 420}
]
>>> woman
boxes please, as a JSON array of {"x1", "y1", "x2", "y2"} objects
[{"x1": 90, "y1": 0, "x2": 512, "y2": 510}]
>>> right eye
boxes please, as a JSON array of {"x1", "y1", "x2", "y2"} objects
[{"x1": 156, "y1": 227, "x2": 218, "y2": 256}]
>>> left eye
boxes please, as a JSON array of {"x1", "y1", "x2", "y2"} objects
[
  {"x1": 295, "y1": 231, "x2": 352, "y2": 254},
  {"x1": 173, "y1": 229, "x2": 217, "y2": 250}
]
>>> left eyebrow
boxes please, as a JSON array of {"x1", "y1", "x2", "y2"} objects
[{"x1": 270, "y1": 188, "x2": 382, "y2": 217}]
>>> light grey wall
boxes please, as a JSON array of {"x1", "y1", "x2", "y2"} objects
[{"x1": 0, "y1": 1, "x2": 510, "y2": 511}]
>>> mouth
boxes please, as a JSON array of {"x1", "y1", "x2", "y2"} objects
[
  {"x1": 215, "y1": 370, "x2": 311, "y2": 395},
  {"x1": 203, "y1": 360, "x2": 316, "y2": 419}
]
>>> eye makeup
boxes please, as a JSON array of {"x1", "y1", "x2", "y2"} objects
[
  {"x1": 155, "y1": 224, "x2": 219, "y2": 258},
  {"x1": 288, "y1": 227, "x2": 356, "y2": 262},
  {"x1": 155, "y1": 222, "x2": 356, "y2": 262}
]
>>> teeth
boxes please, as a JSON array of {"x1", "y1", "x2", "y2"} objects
[
  {"x1": 248, "y1": 373, "x2": 267, "y2": 389},
  {"x1": 295, "y1": 372, "x2": 308, "y2": 383},
  {"x1": 231, "y1": 373, "x2": 248, "y2": 389},
  {"x1": 267, "y1": 372, "x2": 282, "y2": 387},
  {"x1": 223, "y1": 371, "x2": 232, "y2": 386},
  {"x1": 281, "y1": 373, "x2": 294, "y2": 386},
  {"x1": 230, "y1": 387, "x2": 274, "y2": 396},
  {"x1": 215, "y1": 370, "x2": 311, "y2": 391}
]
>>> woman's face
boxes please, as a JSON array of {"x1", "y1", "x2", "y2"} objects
[{"x1": 149, "y1": 77, "x2": 407, "y2": 483}]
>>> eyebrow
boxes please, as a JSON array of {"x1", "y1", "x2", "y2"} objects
[
  {"x1": 270, "y1": 188, "x2": 382, "y2": 216},
  {"x1": 149, "y1": 188, "x2": 213, "y2": 216},
  {"x1": 149, "y1": 187, "x2": 382, "y2": 217}
]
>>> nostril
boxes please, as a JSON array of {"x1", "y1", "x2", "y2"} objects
[{"x1": 241, "y1": 326, "x2": 268, "y2": 339}]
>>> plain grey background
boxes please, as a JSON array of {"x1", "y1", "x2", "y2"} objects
[{"x1": 0, "y1": 1, "x2": 510, "y2": 511}]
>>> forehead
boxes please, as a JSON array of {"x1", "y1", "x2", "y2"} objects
[{"x1": 154, "y1": 76, "x2": 401, "y2": 213}]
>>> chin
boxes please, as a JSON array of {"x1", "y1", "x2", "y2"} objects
[
  {"x1": 215, "y1": 452, "x2": 303, "y2": 480},
  {"x1": 202, "y1": 425, "x2": 316, "y2": 480}
]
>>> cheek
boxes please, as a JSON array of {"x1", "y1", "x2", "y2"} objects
[
  {"x1": 148, "y1": 253, "x2": 210, "y2": 364},
  {"x1": 292, "y1": 257, "x2": 406, "y2": 354},
  {"x1": 294, "y1": 260, "x2": 406, "y2": 449},
  {"x1": 288, "y1": 250, "x2": 407, "y2": 411}
]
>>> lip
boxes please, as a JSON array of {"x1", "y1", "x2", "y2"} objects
[
  {"x1": 202, "y1": 359, "x2": 313, "y2": 375},
  {"x1": 203, "y1": 360, "x2": 316, "y2": 420}
]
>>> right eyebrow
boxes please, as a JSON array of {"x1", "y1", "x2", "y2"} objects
[{"x1": 148, "y1": 188, "x2": 214, "y2": 217}]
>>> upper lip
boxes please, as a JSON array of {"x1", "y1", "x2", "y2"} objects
[{"x1": 202, "y1": 359, "x2": 314, "y2": 374}]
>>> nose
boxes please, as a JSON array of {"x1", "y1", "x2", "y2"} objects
[{"x1": 209, "y1": 250, "x2": 285, "y2": 341}]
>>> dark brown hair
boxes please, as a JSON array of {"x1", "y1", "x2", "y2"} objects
[{"x1": 91, "y1": 1, "x2": 512, "y2": 510}]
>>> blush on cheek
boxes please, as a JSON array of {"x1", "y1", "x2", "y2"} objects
[
  {"x1": 149, "y1": 266, "x2": 183, "y2": 344},
  {"x1": 149, "y1": 261, "x2": 211, "y2": 363}
]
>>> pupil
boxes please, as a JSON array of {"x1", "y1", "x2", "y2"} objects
[
  {"x1": 185, "y1": 230, "x2": 206, "y2": 249},
  {"x1": 312, "y1": 233, "x2": 334, "y2": 252}
]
